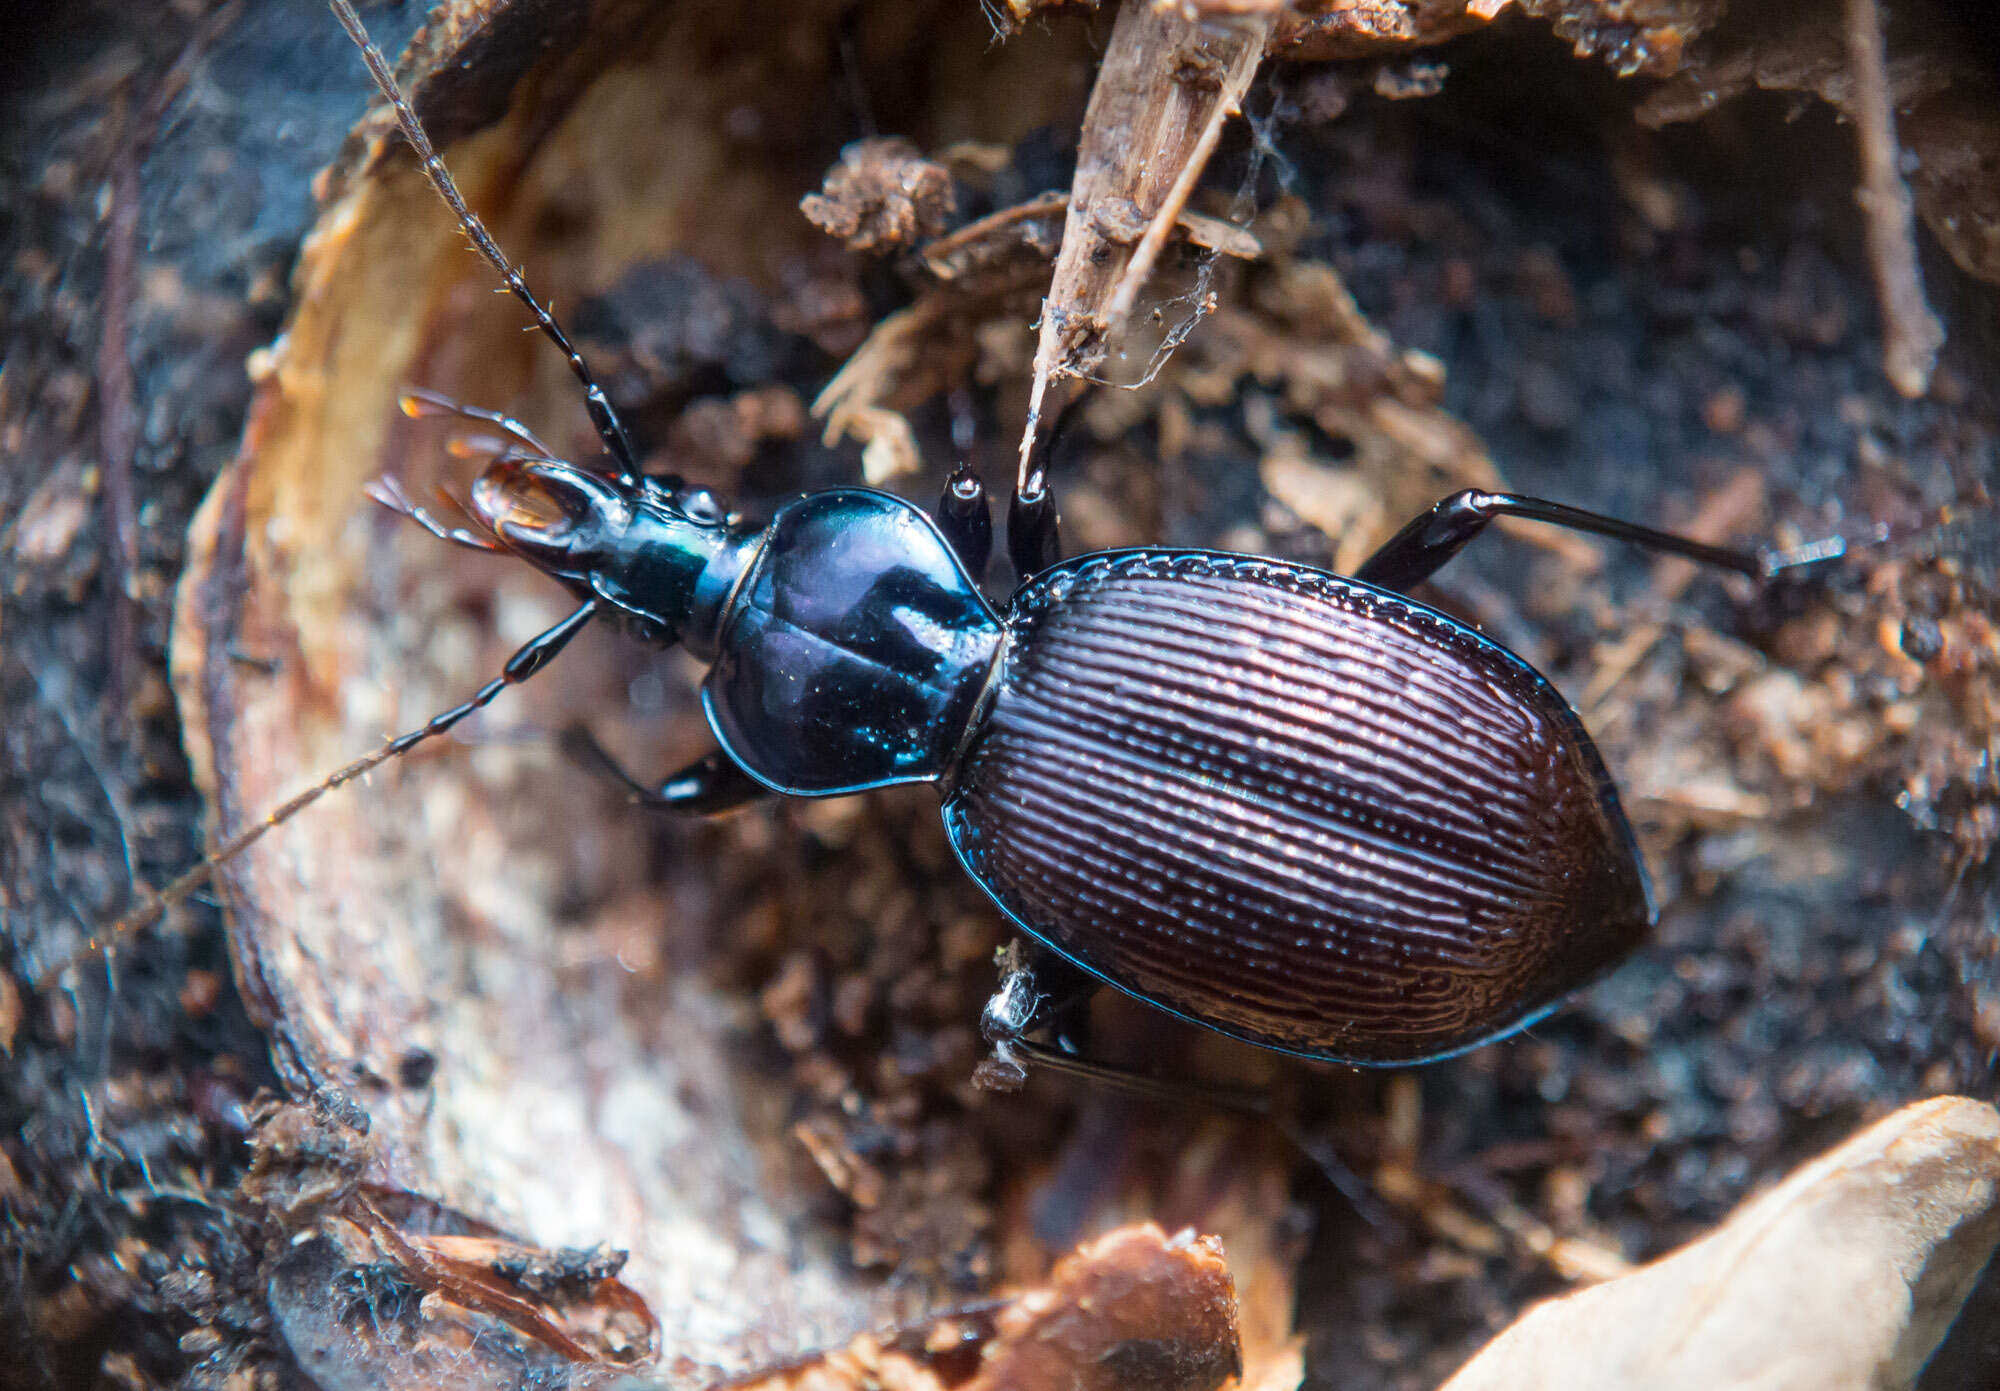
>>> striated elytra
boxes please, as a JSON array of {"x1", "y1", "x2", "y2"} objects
[{"x1": 944, "y1": 546, "x2": 1654, "y2": 1065}]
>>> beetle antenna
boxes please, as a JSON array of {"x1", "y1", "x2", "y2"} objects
[
  {"x1": 62, "y1": 12, "x2": 626, "y2": 971},
  {"x1": 329, "y1": 0, "x2": 639, "y2": 485},
  {"x1": 79, "y1": 600, "x2": 600, "y2": 967}
]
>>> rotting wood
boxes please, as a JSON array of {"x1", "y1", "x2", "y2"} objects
[
  {"x1": 1635, "y1": 9, "x2": 2000, "y2": 293},
  {"x1": 1440, "y1": 1098, "x2": 2000, "y2": 1391}
]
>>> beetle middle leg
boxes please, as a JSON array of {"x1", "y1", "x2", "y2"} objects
[
  {"x1": 935, "y1": 461, "x2": 994, "y2": 581},
  {"x1": 1005, "y1": 385, "x2": 1096, "y2": 584},
  {"x1": 561, "y1": 727, "x2": 769, "y2": 816}
]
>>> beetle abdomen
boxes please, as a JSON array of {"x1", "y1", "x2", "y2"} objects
[{"x1": 941, "y1": 550, "x2": 1653, "y2": 1064}]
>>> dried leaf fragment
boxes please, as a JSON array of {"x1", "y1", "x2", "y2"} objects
[
  {"x1": 244, "y1": 1100, "x2": 658, "y2": 1375},
  {"x1": 978, "y1": 1224, "x2": 1240, "y2": 1391},
  {"x1": 1018, "y1": 0, "x2": 1272, "y2": 481},
  {"x1": 1268, "y1": 1, "x2": 1492, "y2": 62},
  {"x1": 1843, "y1": 0, "x2": 1943, "y2": 397},
  {"x1": 735, "y1": 1223, "x2": 1242, "y2": 1391}
]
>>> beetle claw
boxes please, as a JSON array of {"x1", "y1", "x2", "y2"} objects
[{"x1": 972, "y1": 1046, "x2": 1029, "y2": 1093}]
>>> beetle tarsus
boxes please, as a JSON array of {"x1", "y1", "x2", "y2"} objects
[
  {"x1": 971, "y1": 1047, "x2": 1030, "y2": 1093},
  {"x1": 563, "y1": 727, "x2": 769, "y2": 816}
]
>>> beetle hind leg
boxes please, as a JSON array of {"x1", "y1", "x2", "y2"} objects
[
  {"x1": 975, "y1": 942, "x2": 1397, "y2": 1228},
  {"x1": 974, "y1": 940, "x2": 1272, "y2": 1119},
  {"x1": 974, "y1": 940, "x2": 1098, "y2": 1091},
  {"x1": 1356, "y1": 487, "x2": 1776, "y2": 593}
]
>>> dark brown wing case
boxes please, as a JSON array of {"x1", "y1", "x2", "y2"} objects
[{"x1": 941, "y1": 550, "x2": 1654, "y2": 1064}]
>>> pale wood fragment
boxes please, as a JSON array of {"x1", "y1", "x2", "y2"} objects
[{"x1": 1442, "y1": 1097, "x2": 2000, "y2": 1391}]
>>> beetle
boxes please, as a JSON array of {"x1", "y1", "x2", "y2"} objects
[{"x1": 114, "y1": 0, "x2": 1829, "y2": 1084}]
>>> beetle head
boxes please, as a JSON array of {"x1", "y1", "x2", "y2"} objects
[
  {"x1": 468, "y1": 456, "x2": 746, "y2": 648},
  {"x1": 470, "y1": 457, "x2": 632, "y2": 578}
]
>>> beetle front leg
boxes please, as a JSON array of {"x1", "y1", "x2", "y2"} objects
[{"x1": 562, "y1": 727, "x2": 769, "y2": 816}]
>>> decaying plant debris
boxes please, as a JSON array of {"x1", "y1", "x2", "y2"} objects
[{"x1": 3, "y1": 0, "x2": 1998, "y2": 1388}]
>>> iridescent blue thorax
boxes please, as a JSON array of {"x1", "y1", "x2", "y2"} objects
[
  {"x1": 700, "y1": 490, "x2": 1003, "y2": 796},
  {"x1": 474, "y1": 460, "x2": 1002, "y2": 795}
]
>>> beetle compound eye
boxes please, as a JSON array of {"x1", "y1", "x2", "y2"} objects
[{"x1": 679, "y1": 488, "x2": 724, "y2": 525}]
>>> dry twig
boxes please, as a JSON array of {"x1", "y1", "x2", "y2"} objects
[
  {"x1": 1844, "y1": 0, "x2": 1944, "y2": 397},
  {"x1": 1016, "y1": 0, "x2": 1273, "y2": 490}
]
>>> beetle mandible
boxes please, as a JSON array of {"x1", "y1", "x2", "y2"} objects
[{"x1": 119, "y1": 0, "x2": 1832, "y2": 1084}]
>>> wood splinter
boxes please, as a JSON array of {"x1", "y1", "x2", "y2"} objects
[
  {"x1": 1016, "y1": 0, "x2": 1274, "y2": 493},
  {"x1": 1844, "y1": 0, "x2": 1945, "y2": 398}
]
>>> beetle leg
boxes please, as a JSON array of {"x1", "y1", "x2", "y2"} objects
[
  {"x1": 1007, "y1": 386, "x2": 1094, "y2": 585},
  {"x1": 1005, "y1": 478, "x2": 1061, "y2": 586},
  {"x1": 972, "y1": 947, "x2": 1128, "y2": 1087},
  {"x1": 975, "y1": 945, "x2": 1275, "y2": 1130},
  {"x1": 974, "y1": 941, "x2": 1097, "y2": 1091},
  {"x1": 562, "y1": 726, "x2": 769, "y2": 816},
  {"x1": 1355, "y1": 487, "x2": 1783, "y2": 593},
  {"x1": 644, "y1": 750, "x2": 770, "y2": 814},
  {"x1": 935, "y1": 462, "x2": 994, "y2": 582},
  {"x1": 975, "y1": 944, "x2": 1398, "y2": 1227}
]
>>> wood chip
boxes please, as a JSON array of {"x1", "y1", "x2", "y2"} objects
[{"x1": 1442, "y1": 1097, "x2": 2000, "y2": 1391}]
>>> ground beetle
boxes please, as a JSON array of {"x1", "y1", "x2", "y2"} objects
[{"x1": 118, "y1": 1, "x2": 1834, "y2": 1085}]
